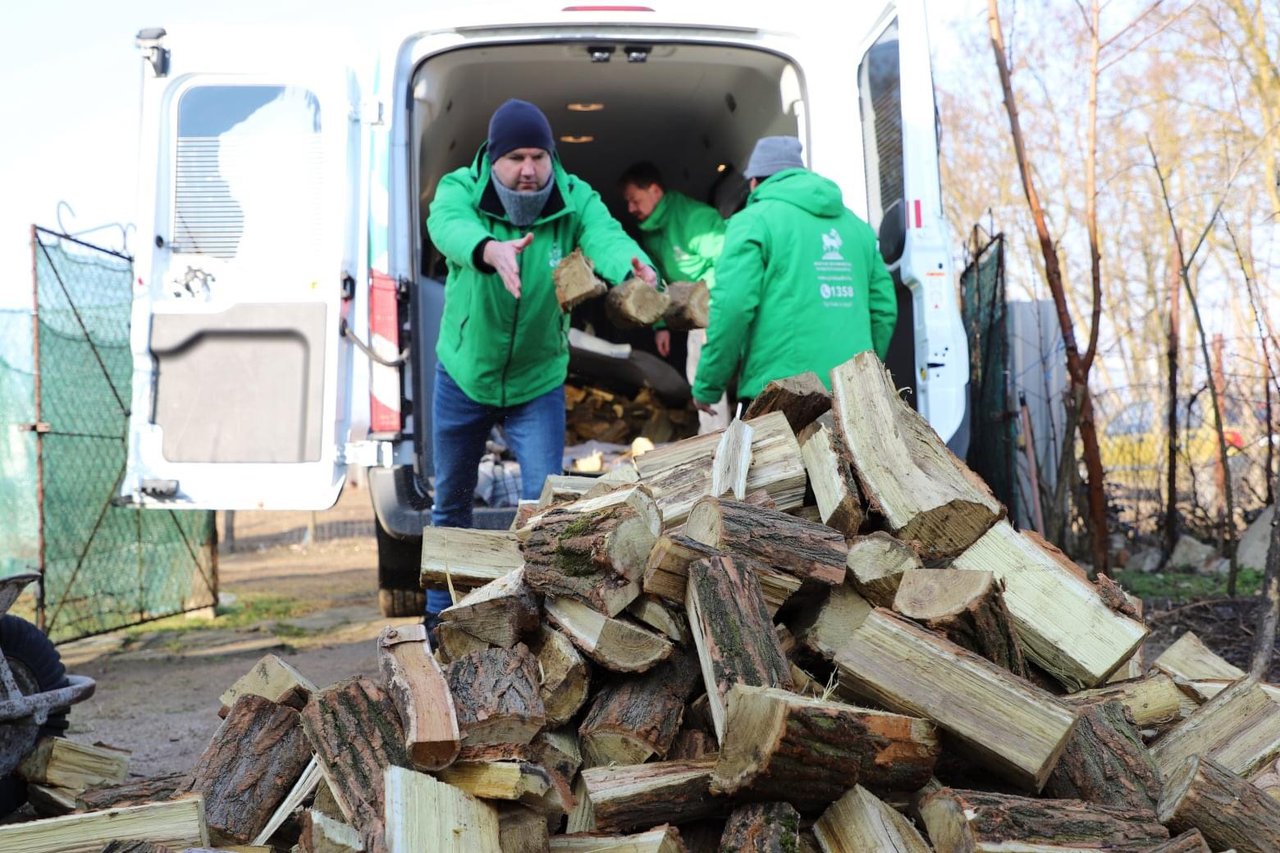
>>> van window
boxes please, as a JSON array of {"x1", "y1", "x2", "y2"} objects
[
  {"x1": 858, "y1": 20, "x2": 903, "y2": 229},
  {"x1": 172, "y1": 85, "x2": 323, "y2": 260}
]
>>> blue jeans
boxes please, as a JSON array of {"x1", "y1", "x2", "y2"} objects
[{"x1": 426, "y1": 363, "x2": 565, "y2": 616}]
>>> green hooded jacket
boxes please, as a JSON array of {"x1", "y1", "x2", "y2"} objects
[
  {"x1": 692, "y1": 168, "x2": 897, "y2": 404},
  {"x1": 428, "y1": 146, "x2": 652, "y2": 407},
  {"x1": 636, "y1": 190, "x2": 725, "y2": 288}
]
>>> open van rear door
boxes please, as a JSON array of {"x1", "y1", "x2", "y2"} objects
[
  {"x1": 123, "y1": 42, "x2": 363, "y2": 509},
  {"x1": 858, "y1": 0, "x2": 970, "y2": 452}
]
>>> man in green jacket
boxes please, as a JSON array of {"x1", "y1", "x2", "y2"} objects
[
  {"x1": 424, "y1": 99, "x2": 656, "y2": 622},
  {"x1": 692, "y1": 136, "x2": 897, "y2": 412},
  {"x1": 618, "y1": 161, "x2": 729, "y2": 433}
]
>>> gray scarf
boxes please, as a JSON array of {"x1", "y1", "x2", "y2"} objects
[{"x1": 491, "y1": 172, "x2": 554, "y2": 227}]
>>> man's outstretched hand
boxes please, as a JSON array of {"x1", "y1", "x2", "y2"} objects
[
  {"x1": 631, "y1": 257, "x2": 658, "y2": 288},
  {"x1": 484, "y1": 233, "x2": 535, "y2": 298}
]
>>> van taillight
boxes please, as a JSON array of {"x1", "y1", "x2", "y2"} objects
[{"x1": 369, "y1": 271, "x2": 402, "y2": 433}]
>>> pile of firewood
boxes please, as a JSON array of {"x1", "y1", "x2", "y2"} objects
[
  {"x1": 564, "y1": 384, "x2": 696, "y2": 449},
  {"x1": 8, "y1": 352, "x2": 1280, "y2": 853}
]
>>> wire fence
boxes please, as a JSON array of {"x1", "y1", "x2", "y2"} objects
[{"x1": 0, "y1": 227, "x2": 216, "y2": 643}]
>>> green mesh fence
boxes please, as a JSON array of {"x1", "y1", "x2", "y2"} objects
[
  {"x1": 961, "y1": 235, "x2": 1019, "y2": 520},
  {"x1": 0, "y1": 228, "x2": 216, "y2": 643}
]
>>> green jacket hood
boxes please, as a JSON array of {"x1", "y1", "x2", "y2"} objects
[{"x1": 749, "y1": 168, "x2": 845, "y2": 218}]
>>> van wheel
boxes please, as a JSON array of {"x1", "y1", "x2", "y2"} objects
[
  {"x1": 376, "y1": 520, "x2": 425, "y2": 618},
  {"x1": 378, "y1": 588, "x2": 426, "y2": 619},
  {"x1": 0, "y1": 614, "x2": 71, "y2": 817}
]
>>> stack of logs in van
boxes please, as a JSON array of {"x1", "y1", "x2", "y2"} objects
[{"x1": 6, "y1": 352, "x2": 1279, "y2": 853}]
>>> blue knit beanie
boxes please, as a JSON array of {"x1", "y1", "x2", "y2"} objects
[{"x1": 488, "y1": 99, "x2": 555, "y2": 162}]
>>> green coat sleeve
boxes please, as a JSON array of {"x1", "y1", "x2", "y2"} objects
[
  {"x1": 575, "y1": 184, "x2": 653, "y2": 284},
  {"x1": 692, "y1": 214, "x2": 764, "y2": 404},
  {"x1": 426, "y1": 169, "x2": 493, "y2": 270},
  {"x1": 866, "y1": 236, "x2": 897, "y2": 360},
  {"x1": 688, "y1": 207, "x2": 726, "y2": 290}
]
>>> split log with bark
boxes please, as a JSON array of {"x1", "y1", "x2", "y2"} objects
[
  {"x1": 377, "y1": 623, "x2": 461, "y2": 771},
  {"x1": 742, "y1": 372, "x2": 831, "y2": 433},
  {"x1": 660, "y1": 280, "x2": 710, "y2": 330},
  {"x1": 554, "y1": 249, "x2": 607, "y2": 312},
  {"x1": 891, "y1": 568, "x2": 1026, "y2": 676},
  {"x1": 605, "y1": 277, "x2": 670, "y2": 327},
  {"x1": 1158, "y1": 755, "x2": 1280, "y2": 853}
]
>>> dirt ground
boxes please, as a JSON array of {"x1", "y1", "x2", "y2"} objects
[{"x1": 54, "y1": 484, "x2": 414, "y2": 781}]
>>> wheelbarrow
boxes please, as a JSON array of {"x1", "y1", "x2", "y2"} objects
[{"x1": 0, "y1": 573, "x2": 96, "y2": 811}]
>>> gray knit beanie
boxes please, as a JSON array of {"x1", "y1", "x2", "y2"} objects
[{"x1": 743, "y1": 136, "x2": 805, "y2": 179}]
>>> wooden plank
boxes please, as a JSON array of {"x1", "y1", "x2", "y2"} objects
[
  {"x1": 383, "y1": 765, "x2": 501, "y2": 852},
  {"x1": 799, "y1": 584, "x2": 1078, "y2": 791},
  {"x1": 950, "y1": 520, "x2": 1149, "y2": 690},
  {"x1": 830, "y1": 351, "x2": 1003, "y2": 560},
  {"x1": 378, "y1": 623, "x2": 461, "y2": 771},
  {"x1": 421, "y1": 527, "x2": 523, "y2": 588},
  {"x1": 0, "y1": 795, "x2": 208, "y2": 853}
]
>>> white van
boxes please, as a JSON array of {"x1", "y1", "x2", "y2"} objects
[{"x1": 123, "y1": 1, "x2": 970, "y2": 615}]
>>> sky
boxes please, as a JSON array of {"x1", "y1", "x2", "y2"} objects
[{"x1": 0, "y1": 0, "x2": 982, "y2": 311}]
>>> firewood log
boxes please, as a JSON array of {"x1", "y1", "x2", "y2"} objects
[
  {"x1": 685, "y1": 497, "x2": 848, "y2": 586},
  {"x1": 892, "y1": 568, "x2": 1026, "y2": 676},
  {"x1": 377, "y1": 623, "x2": 460, "y2": 771},
  {"x1": 383, "y1": 765, "x2": 500, "y2": 851},
  {"x1": 635, "y1": 412, "x2": 807, "y2": 524},
  {"x1": 720, "y1": 801, "x2": 801, "y2": 852},
  {"x1": 798, "y1": 584, "x2": 1077, "y2": 791},
  {"x1": 1149, "y1": 676, "x2": 1280, "y2": 782},
  {"x1": 0, "y1": 797, "x2": 208, "y2": 853},
  {"x1": 579, "y1": 758, "x2": 726, "y2": 832},
  {"x1": 1151, "y1": 630, "x2": 1246, "y2": 682},
  {"x1": 711, "y1": 418, "x2": 754, "y2": 500},
  {"x1": 1066, "y1": 673, "x2": 1183, "y2": 730},
  {"x1": 660, "y1": 280, "x2": 710, "y2": 330},
  {"x1": 625, "y1": 594, "x2": 689, "y2": 641},
  {"x1": 497, "y1": 803, "x2": 551, "y2": 853},
  {"x1": 177, "y1": 694, "x2": 312, "y2": 845},
  {"x1": 830, "y1": 351, "x2": 1003, "y2": 560},
  {"x1": 554, "y1": 249, "x2": 607, "y2": 312},
  {"x1": 845, "y1": 531, "x2": 924, "y2": 606},
  {"x1": 545, "y1": 596, "x2": 673, "y2": 673},
  {"x1": 950, "y1": 520, "x2": 1148, "y2": 690},
  {"x1": 218, "y1": 653, "x2": 315, "y2": 717},
  {"x1": 813, "y1": 784, "x2": 931, "y2": 853},
  {"x1": 1041, "y1": 698, "x2": 1162, "y2": 812},
  {"x1": 742, "y1": 372, "x2": 831, "y2": 433},
  {"x1": 300, "y1": 677, "x2": 408, "y2": 853},
  {"x1": 446, "y1": 645, "x2": 546, "y2": 748},
  {"x1": 439, "y1": 568, "x2": 540, "y2": 647},
  {"x1": 641, "y1": 534, "x2": 721, "y2": 602},
  {"x1": 797, "y1": 412, "x2": 864, "y2": 537},
  {"x1": 919, "y1": 787, "x2": 1168, "y2": 851},
  {"x1": 548, "y1": 825, "x2": 685, "y2": 852},
  {"x1": 1142, "y1": 829, "x2": 1211, "y2": 853},
  {"x1": 420, "y1": 527, "x2": 524, "y2": 589},
  {"x1": 528, "y1": 624, "x2": 590, "y2": 726},
  {"x1": 298, "y1": 809, "x2": 362, "y2": 853},
  {"x1": 579, "y1": 649, "x2": 700, "y2": 767},
  {"x1": 537, "y1": 474, "x2": 598, "y2": 508},
  {"x1": 17, "y1": 737, "x2": 128, "y2": 793},
  {"x1": 605, "y1": 276, "x2": 670, "y2": 327},
  {"x1": 522, "y1": 499, "x2": 655, "y2": 616},
  {"x1": 685, "y1": 556, "x2": 793, "y2": 741},
  {"x1": 711, "y1": 684, "x2": 939, "y2": 810},
  {"x1": 1158, "y1": 756, "x2": 1280, "y2": 853}
]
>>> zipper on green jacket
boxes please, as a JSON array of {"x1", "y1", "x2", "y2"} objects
[{"x1": 500, "y1": 298, "x2": 521, "y2": 407}]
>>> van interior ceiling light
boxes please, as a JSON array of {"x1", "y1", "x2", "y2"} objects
[
  {"x1": 567, "y1": 103, "x2": 605, "y2": 112},
  {"x1": 560, "y1": 135, "x2": 595, "y2": 143},
  {"x1": 588, "y1": 46, "x2": 614, "y2": 62},
  {"x1": 625, "y1": 45, "x2": 650, "y2": 63}
]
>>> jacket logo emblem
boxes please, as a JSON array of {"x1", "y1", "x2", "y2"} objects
[
  {"x1": 821, "y1": 229, "x2": 844, "y2": 260},
  {"x1": 548, "y1": 244, "x2": 563, "y2": 268}
]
